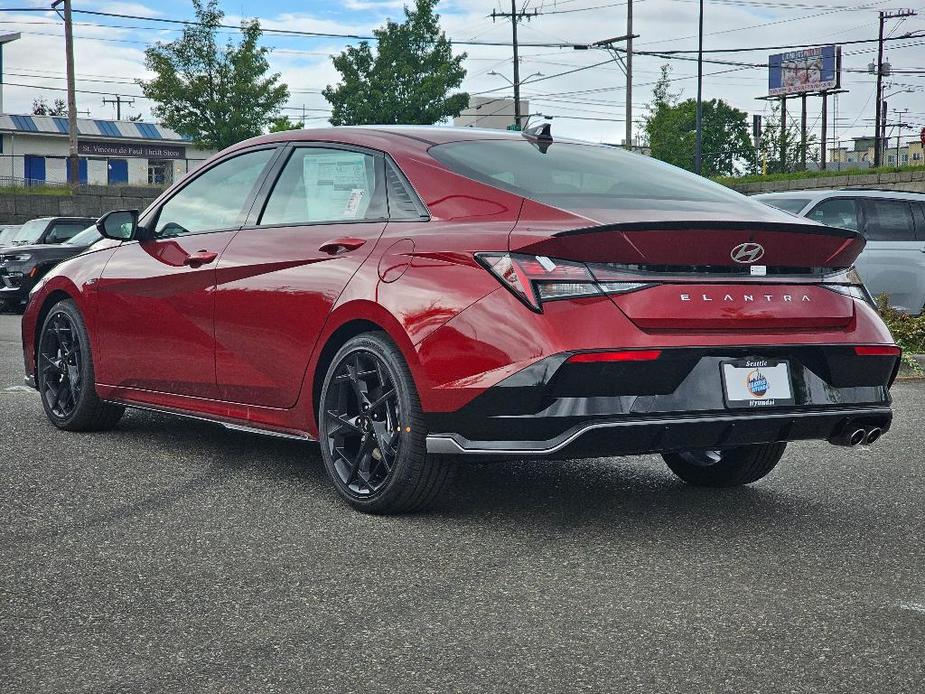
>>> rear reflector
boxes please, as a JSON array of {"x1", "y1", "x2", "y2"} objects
[
  {"x1": 854, "y1": 345, "x2": 901, "y2": 357},
  {"x1": 568, "y1": 349, "x2": 662, "y2": 363}
]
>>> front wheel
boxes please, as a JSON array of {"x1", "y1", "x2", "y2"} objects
[
  {"x1": 662, "y1": 442, "x2": 786, "y2": 487},
  {"x1": 318, "y1": 332, "x2": 454, "y2": 514},
  {"x1": 37, "y1": 299, "x2": 125, "y2": 431}
]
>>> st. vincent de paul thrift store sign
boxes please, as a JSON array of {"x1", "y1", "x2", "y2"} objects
[{"x1": 78, "y1": 140, "x2": 186, "y2": 160}]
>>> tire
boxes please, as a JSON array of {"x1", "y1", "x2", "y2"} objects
[
  {"x1": 318, "y1": 331, "x2": 454, "y2": 514},
  {"x1": 662, "y1": 442, "x2": 786, "y2": 487},
  {"x1": 37, "y1": 299, "x2": 125, "y2": 432}
]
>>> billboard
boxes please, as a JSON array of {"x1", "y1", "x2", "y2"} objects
[{"x1": 768, "y1": 45, "x2": 840, "y2": 96}]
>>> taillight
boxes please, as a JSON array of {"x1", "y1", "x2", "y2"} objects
[
  {"x1": 854, "y1": 345, "x2": 901, "y2": 357},
  {"x1": 475, "y1": 253, "x2": 651, "y2": 312},
  {"x1": 822, "y1": 267, "x2": 875, "y2": 306},
  {"x1": 567, "y1": 349, "x2": 662, "y2": 363}
]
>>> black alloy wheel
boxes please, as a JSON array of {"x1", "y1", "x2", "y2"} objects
[
  {"x1": 37, "y1": 300, "x2": 124, "y2": 431},
  {"x1": 318, "y1": 332, "x2": 454, "y2": 514},
  {"x1": 39, "y1": 309, "x2": 84, "y2": 419},
  {"x1": 323, "y1": 349, "x2": 402, "y2": 497}
]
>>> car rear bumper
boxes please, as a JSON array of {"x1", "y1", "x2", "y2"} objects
[
  {"x1": 426, "y1": 406, "x2": 893, "y2": 457},
  {"x1": 423, "y1": 346, "x2": 897, "y2": 458}
]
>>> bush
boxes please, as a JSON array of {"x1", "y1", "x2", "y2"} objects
[{"x1": 876, "y1": 295, "x2": 925, "y2": 373}]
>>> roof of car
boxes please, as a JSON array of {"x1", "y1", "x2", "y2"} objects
[
  {"x1": 229, "y1": 124, "x2": 588, "y2": 157},
  {"x1": 753, "y1": 188, "x2": 925, "y2": 201}
]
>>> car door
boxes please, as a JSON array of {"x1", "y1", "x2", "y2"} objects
[
  {"x1": 855, "y1": 198, "x2": 924, "y2": 313},
  {"x1": 213, "y1": 144, "x2": 388, "y2": 407},
  {"x1": 95, "y1": 146, "x2": 279, "y2": 398}
]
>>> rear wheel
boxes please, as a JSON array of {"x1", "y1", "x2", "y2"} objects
[
  {"x1": 37, "y1": 300, "x2": 124, "y2": 431},
  {"x1": 318, "y1": 332, "x2": 454, "y2": 514},
  {"x1": 662, "y1": 442, "x2": 786, "y2": 487}
]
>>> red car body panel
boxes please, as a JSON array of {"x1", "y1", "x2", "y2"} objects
[{"x1": 21, "y1": 127, "x2": 898, "y2": 446}]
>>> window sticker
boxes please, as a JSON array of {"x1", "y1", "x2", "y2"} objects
[{"x1": 302, "y1": 152, "x2": 371, "y2": 221}]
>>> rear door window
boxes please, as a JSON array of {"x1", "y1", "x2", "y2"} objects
[
  {"x1": 862, "y1": 199, "x2": 916, "y2": 241},
  {"x1": 259, "y1": 147, "x2": 385, "y2": 226},
  {"x1": 806, "y1": 198, "x2": 860, "y2": 231}
]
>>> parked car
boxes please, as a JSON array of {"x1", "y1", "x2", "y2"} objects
[
  {"x1": 0, "y1": 224, "x2": 22, "y2": 246},
  {"x1": 0, "y1": 225, "x2": 102, "y2": 312},
  {"x1": 1, "y1": 216, "x2": 96, "y2": 250},
  {"x1": 22, "y1": 127, "x2": 899, "y2": 514},
  {"x1": 754, "y1": 189, "x2": 925, "y2": 315}
]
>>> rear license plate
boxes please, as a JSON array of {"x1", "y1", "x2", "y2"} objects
[{"x1": 721, "y1": 359, "x2": 794, "y2": 408}]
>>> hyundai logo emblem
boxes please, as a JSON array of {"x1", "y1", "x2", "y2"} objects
[{"x1": 730, "y1": 242, "x2": 765, "y2": 264}]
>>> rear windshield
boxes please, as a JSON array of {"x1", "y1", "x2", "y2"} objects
[
  {"x1": 756, "y1": 197, "x2": 810, "y2": 214},
  {"x1": 429, "y1": 140, "x2": 751, "y2": 211}
]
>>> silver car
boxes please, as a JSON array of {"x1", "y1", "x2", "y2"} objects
[{"x1": 755, "y1": 189, "x2": 925, "y2": 315}]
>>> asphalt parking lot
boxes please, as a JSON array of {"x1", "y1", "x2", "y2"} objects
[{"x1": 1, "y1": 312, "x2": 923, "y2": 693}]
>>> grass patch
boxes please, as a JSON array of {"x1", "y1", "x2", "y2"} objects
[
  {"x1": 713, "y1": 163, "x2": 919, "y2": 187},
  {"x1": 0, "y1": 185, "x2": 72, "y2": 196}
]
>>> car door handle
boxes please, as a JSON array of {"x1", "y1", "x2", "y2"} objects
[
  {"x1": 183, "y1": 250, "x2": 218, "y2": 267},
  {"x1": 319, "y1": 237, "x2": 366, "y2": 255}
]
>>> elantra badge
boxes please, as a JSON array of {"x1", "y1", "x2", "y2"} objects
[{"x1": 731, "y1": 242, "x2": 765, "y2": 264}]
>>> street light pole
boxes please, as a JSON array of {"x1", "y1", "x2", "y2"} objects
[
  {"x1": 52, "y1": 0, "x2": 79, "y2": 186},
  {"x1": 694, "y1": 0, "x2": 704, "y2": 174},
  {"x1": 625, "y1": 0, "x2": 633, "y2": 149}
]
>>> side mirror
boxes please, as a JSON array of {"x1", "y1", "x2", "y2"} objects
[{"x1": 96, "y1": 209, "x2": 139, "y2": 241}]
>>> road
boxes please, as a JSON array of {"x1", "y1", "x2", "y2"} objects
[{"x1": 1, "y1": 312, "x2": 923, "y2": 693}]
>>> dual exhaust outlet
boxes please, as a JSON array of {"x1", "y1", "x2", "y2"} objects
[{"x1": 831, "y1": 425, "x2": 883, "y2": 447}]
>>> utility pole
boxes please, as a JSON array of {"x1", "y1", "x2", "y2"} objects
[
  {"x1": 103, "y1": 94, "x2": 134, "y2": 120},
  {"x1": 894, "y1": 108, "x2": 909, "y2": 164},
  {"x1": 52, "y1": 0, "x2": 79, "y2": 186},
  {"x1": 625, "y1": 0, "x2": 633, "y2": 149},
  {"x1": 491, "y1": 3, "x2": 537, "y2": 130},
  {"x1": 800, "y1": 94, "x2": 807, "y2": 170},
  {"x1": 694, "y1": 0, "x2": 704, "y2": 174},
  {"x1": 874, "y1": 9, "x2": 916, "y2": 166},
  {"x1": 820, "y1": 92, "x2": 828, "y2": 170}
]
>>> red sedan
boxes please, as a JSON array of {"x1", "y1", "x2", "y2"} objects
[{"x1": 21, "y1": 126, "x2": 899, "y2": 513}]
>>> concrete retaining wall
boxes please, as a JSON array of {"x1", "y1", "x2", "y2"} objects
[
  {"x1": 728, "y1": 170, "x2": 925, "y2": 195},
  {"x1": 0, "y1": 185, "x2": 164, "y2": 225}
]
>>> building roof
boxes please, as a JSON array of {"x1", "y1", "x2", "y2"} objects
[{"x1": 0, "y1": 113, "x2": 192, "y2": 142}]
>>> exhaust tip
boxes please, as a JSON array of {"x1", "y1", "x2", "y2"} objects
[
  {"x1": 864, "y1": 428, "x2": 882, "y2": 445},
  {"x1": 849, "y1": 429, "x2": 866, "y2": 446}
]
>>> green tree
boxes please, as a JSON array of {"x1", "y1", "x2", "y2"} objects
[
  {"x1": 268, "y1": 115, "x2": 304, "y2": 132},
  {"x1": 138, "y1": 0, "x2": 289, "y2": 150},
  {"x1": 755, "y1": 102, "x2": 817, "y2": 174},
  {"x1": 644, "y1": 65, "x2": 754, "y2": 177},
  {"x1": 323, "y1": 0, "x2": 468, "y2": 125},
  {"x1": 32, "y1": 97, "x2": 67, "y2": 116}
]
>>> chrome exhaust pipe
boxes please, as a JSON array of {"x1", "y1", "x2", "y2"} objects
[
  {"x1": 864, "y1": 427, "x2": 882, "y2": 445},
  {"x1": 830, "y1": 426, "x2": 868, "y2": 447}
]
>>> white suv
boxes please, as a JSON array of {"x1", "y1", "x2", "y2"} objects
[{"x1": 755, "y1": 189, "x2": 925, "y2": 315}]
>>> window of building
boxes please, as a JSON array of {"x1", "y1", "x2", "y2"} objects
[
  {"x1": 148, "y1": 160, "x2": 173, "y2": 186},
  {"x1": 902, "y1": 153, "x2": 909, "y2": 163},
  {"x1": 914, "y1": 153, "x2": 922, "y2": 161}
]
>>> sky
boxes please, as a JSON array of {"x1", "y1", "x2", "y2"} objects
[{"x1": 0, "y1": 0, "x2": 923, "y2": 152}]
